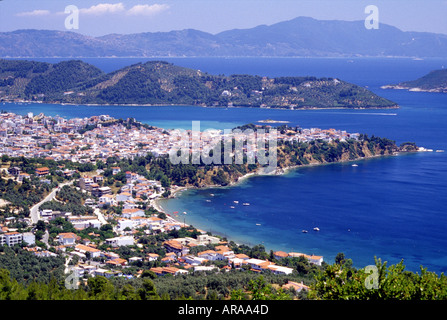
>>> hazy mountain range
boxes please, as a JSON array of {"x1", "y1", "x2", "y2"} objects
[{"x1": 1, "y1": 17, "x2": 447, "y2": 58}]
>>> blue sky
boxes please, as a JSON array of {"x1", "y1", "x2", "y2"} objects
[{"x1": 1, "y1": 0, "x2": 446, "y2": 36}]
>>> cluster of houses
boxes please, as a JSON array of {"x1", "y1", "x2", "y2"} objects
[
  {"x1": 0, "y1": 226, "x2": 35, "y2": 247},
  {"x1": 0, "y1": 112, "x2": 360, "y2": 167},
  {"x1": 13, "y1": 214, "x2": 321, "y2": 293},
  {"x1": 78, "y1": 170, "x2": 164, "y2": 209},
  {"x1": 0, "y1": 112, "x2": 174, "y2": 162},
  {"x1": 1, "y1": 161, "x2": 324, "y2": 291},
  {"x1": 159, "y1": 235, "x2": 323, "y2": 280}
]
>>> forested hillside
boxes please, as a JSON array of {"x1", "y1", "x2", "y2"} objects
[{"x1": 0, "y1": 59, "x2": 398, "y2": 109}]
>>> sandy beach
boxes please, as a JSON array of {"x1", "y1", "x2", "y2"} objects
[{"x1": 151, "y1": 186, "x2": 191, "y2": 225}]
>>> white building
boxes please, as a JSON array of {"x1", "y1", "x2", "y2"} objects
[
  {"x1": 106, "y1": 236, "x2": 135, "y2": 247},
  {"x1": 79, "y1": 176, "x2": 94, "y2": 190},
  {"x1": 194, "y1": 266, "x2": 218, "y2": 273},
  {"x1": 288, "y1": 252, "x2": 324, "y2": 266},
  {"x1": 75, "y1": 244, "x2": 101, "y2": 258},
  {"x1": 267, "y1": 265, "x2": 294, "y2": 275},
  {"x1": 197, "y1": 250, "x2": 225, "y2": 261},
  {"x1": 22, "y1": 232, "x2": 36, "y2": 246},
  {"x1": 146, "y1": 253, "x2": 159, "y2": 262},
  {"x1": 183, "y1": 255, "x2": 207, "y2": 266},
  {"x1": 3, "y1": 232, "x2": 22, "y2": 247},
  {"x1": 117, "y1": 218, "x2": 134, "y2": 231},
  {"x1": 116, "y1": 192, "x2": 133, "y2": 203},
  {"x1": 58, "y1": 232, "x2": 78, "y2": 246},
  {"x1": 122, "y1": 208, "x2": 145, "y2": 219},
  {"x1": 99, "y1": 194, "x2": 116, "y2": 206},
  {"x1": 71, "y1": 219, "x2": 102, "y2": 230},
  {"x1": 197, "y1": 234, "x2": 220, "y2": 245},
  {"x1": 0, "y1": 232, "x2": 35, "y2": 247}
]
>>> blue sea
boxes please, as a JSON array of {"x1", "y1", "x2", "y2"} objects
[{"x1": 4, "y1": 57, "x2": 447, "y2": 273}]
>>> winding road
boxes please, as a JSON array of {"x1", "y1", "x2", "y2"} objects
[{"x1": 30, "y1": 180, "x2": 74, "y2": 224}]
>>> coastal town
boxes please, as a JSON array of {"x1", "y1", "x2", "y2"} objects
[
  {"x1": 0, "y1": 111, "x2": 359, "y2": 162},
  {"x1": 0, "y1": 111, "x2": 361, "y2": 295}
]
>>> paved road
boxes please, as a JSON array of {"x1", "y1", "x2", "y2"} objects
[
  {"x1": 94, "y1": 208, "x2": 107, "y2": 225},
  {"x1": 42, "y1": 230, "x2": 49, "y2": 247},
  {"x1": 30, "y1": 180, "x2": 74, "y2": 224}
]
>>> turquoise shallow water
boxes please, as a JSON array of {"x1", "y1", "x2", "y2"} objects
[{"x1": 4, "y1": 57, "x2": 447, "y2": 272}]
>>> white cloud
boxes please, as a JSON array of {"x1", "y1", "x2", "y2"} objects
[
  {"x1": 127, "y1": 4, "x2": 170, "y2": 16},
  {"x1": 79, "y1": 3, "x2": 125, "y2": 15},
  {"x1": 37, "y1": 3, "x2": 170, "y2": 18},
  {"x1": 16, "y1": 10, "x2": 51, "y2": 17}
]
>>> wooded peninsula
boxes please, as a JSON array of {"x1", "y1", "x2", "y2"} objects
[{"x1": 0, "y1": 59, "x2": 398, "y2": 109}]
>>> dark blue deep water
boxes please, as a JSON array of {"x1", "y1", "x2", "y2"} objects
[{"x1": 5, "y1": 57, "x2": 447, "y2": 273}]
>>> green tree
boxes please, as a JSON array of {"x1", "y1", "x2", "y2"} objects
[
  {"x1": 230, "y1": 288, "x2": 248, "y2": 300},
  {"x1": 0, "y1": 269, "x2": 27, "y2": 300},
  {"x1": 247, "y1": 276, "x2": 290, "y2": 300},
  {"x1": 87, "y1": 276, "x2": 115, "y2": 300},
  {"x1": 36, "y1": 220, "x2": 46, "y2": 231},
  {"x1": 138, "y1": 278, "x2": 160, "y2": 300},
  {"x1": 309, "y1": 257, "x2": 447, "y2": 300}
]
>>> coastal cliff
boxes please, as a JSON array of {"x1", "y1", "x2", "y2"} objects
[{"x1": 161, "y1": 134, "x2": 418, "y2": 190}]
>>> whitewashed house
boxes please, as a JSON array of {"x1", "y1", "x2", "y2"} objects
[
  {"x1": 183, "y1": 255, "x2": 207, "y2": 266},
  {"x1": 106, "y1": 236, "x2": 135, "y2": 247},
  {"x1": 58, "y1": 232, "x2": 78, "y2": 246},
  {"x1": 122, "y1": 208, "x2": 145, "y2": 219},
  {"x1": 116, "y1": 192, "x2": 133, "y2": 203},
  {"x1": 117, "y1": 218, "x2": 134, "y2": 231}
]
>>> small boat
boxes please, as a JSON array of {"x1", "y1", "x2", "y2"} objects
[
  {"x1": 183, "y1": 211, "x2": 187, "y2": 215},
  {"x1": 302, "y1": 230, "x2": 308, "y2": 233},
  {"x1": 230, "y1": 206, "x2": 235, "y2": 209},
  {"x1": 256, "y1": 223, "x2": 261, "y2": 226},
  {"x1": 313, "y1": 227, "x2": 320, "y2": 232},
  {"x1": 436, "y1": 150, "x2": 444, "y2": 153},
  {"x1": 205, "y1": 200, "x2": 211, "y2": 202},
  {"x1": 243, "y1": 203, "x2": 250, "y2": 206},
  {"x1": 233, "y1": 201, "x2": 239, "y2": 204},
  {"x1": 210, "y1": 193, "x2": 214, "y2": 196},
  {"x1": 173, "y1": 211, "x2": 179, "y2": 214},
  {"x1": 352, "y1": 164, "x2": 358, "y2": 167}
]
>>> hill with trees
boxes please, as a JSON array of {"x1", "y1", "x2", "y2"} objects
[
  {"x1": 382, "y1": 68, "x2": 447, "y2": 93},
  {"x1": 0, "y1": 59, "x2": 398, "y2": 109}
]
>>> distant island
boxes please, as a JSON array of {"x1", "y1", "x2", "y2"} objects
[
  {"x1": 1, "y1": 17, "x2": 447, "y2": 58},
  {"x1": 0, "y1": 59, "x2": 398, "y2": 109},
  {"x1": 382, "y1": 68, "x2": 447, "y2": 93}
]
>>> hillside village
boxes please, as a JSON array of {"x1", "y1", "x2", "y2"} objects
[
  {"x1": 0, "y1": 159, "x2": 322, "y2": 293},
  {"x1": 0, "y1": 111, "x2": 345, "y2": 295}
]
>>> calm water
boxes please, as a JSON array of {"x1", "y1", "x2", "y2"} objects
[{"x1": 5, "y1": 57, "x2": 447, "y2": 273}]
